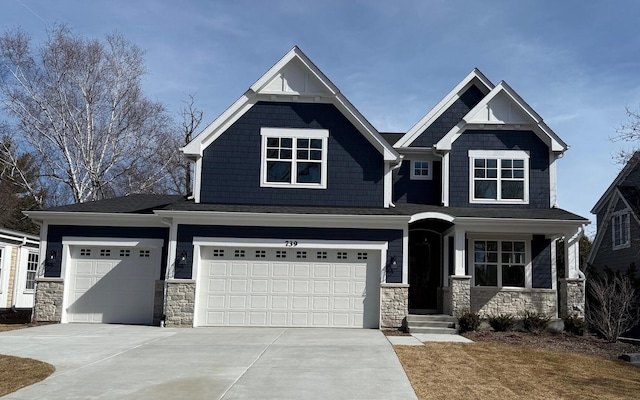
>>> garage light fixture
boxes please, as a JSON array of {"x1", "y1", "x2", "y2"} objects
[
  {"x1": 49, "y1": 250, "x2": 57, "y2": 260},
  {"x1": 178, "y1": 251, "x2": 188, "y2": 267}
]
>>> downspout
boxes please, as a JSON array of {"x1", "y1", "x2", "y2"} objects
[{"x1": 388, "y1": 155, "x2": 404, "y2": 208}]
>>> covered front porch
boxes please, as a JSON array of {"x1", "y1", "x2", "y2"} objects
[{"x1": 380, "y1": 210, "x2": 587, "y2": 328}]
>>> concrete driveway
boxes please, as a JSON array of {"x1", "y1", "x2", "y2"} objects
[{"x1": 0, "y1": 324, "x2": 417, "y2": 399}]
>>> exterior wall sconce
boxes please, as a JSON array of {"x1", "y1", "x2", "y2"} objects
[
  {"x1": 178, "y1": 251, "x2": 188, "y2": 267},
  {"x1": 49, "y1": 250, "x2": 57, "y2": 260},
  {"x1": 386, "y1": 255, "x2": 397, "y2": 274}
]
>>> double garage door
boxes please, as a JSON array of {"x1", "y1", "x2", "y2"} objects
[
  {"x1": 195, "y1": 245, "x2": 381, "y2": 328},
  {"x1": 65, "y1": 245, "x2": 160, "y2": 324}
]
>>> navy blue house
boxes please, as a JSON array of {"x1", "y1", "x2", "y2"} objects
[{"x1": 26, "y1": 47, "x2": 588, "y2": 328}]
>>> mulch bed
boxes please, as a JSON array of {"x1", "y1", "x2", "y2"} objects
[{"x1": 462, "y1": 330, "x2": 640, "y2": 360}]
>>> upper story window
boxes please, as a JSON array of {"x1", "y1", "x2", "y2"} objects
[
  {"x1": 612, "y1": 210, "x2": 630, "y2": 250},
  {"x1": 260, "y1": 128, "x2": 329, "y2": 189},
  {"x1": 468, "y1": 150, "x2": 529, "y2": 204},
  {"x1": 410, "y1": 160, "x2": 432, "y2": 180}
]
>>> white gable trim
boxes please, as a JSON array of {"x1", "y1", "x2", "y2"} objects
[
  {"x1": 435, "y1": 81, "x2": 568, "y2": 153},
  {"x1": 182, "y1": 47, "x2": 398, "y2": 163},
  {"x1": 591, "y1": 152, "x2": 640, "y2": 214},
  {"x1": 394, "y1": 68, "x2": 494, "y2": 148}
]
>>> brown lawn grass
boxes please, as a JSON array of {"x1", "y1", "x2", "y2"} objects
[
  {"x1": 395, "y1": 342, "x2": 640, "y2": 400},
  {"x1": 0, "y1": 355, "x2": 55, "y2": 396},
  {"x1": 0, "y1": 324, "x2": 30, "y2": 332}
]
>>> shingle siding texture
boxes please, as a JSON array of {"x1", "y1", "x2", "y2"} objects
[
  {"x1": 449, "y1": 130, "x2": 550, "y2": 208},
  {"x1": 531, "y1": 235, "x2": 552, "y2": 289},
  {"x1": 200, "y1": 101, "x2": 384, "y2": 207},
  {"x1": 591, "y1": 197, "x2": 640, "y2": 277},
  {"x1": 393, "y1": 160, "x2": 442, "y2": 204},
  {"x1": 410, "y1": 85, "x2": 485, "y2": 147},
  {"x1": 44, "y1": 226, "x2": 169, "y2": 278},
  {"x1": 175, "y1": 225, "x2": 404, "y2": 283}
]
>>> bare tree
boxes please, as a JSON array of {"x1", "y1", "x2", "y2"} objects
[
  {"x1": 0, "y1": 25, "x2": 178, "y2": 204},
  {"x1": 180, "y1": 94, "x2": 202, "y2": 195},
  {"x1": 587, "y1": 272, "x2": 639, "y2": 342},
  {"x1": 611, "y1": 107, "x2": 640, "y2": 164}
]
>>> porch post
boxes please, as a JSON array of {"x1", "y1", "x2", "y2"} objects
[
  {"x1": 447, "y1": 228, "x2": 470, "y2": 317},
  {"x1": 559, "y1": 228, "x2": 585, "y2": 318}
]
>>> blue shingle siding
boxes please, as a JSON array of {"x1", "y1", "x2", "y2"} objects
[
  {"x1": 199, "y1": 101, "x2": 384, "y2": 207},
  {"x1": 531, "y1": 235, "x2": 552, "y2": 289},
  {"x1": 44, "y1": 226, "x2": 169, "y2": 278},
  {"x1": 410, "y1": 85, "x2": 485, "y2": 147},
  {"x1": 393, "y1": 160, "x2": 442, "y2": 204},
  {"x1": 448, "y1": 130, "x2": 550, "y2": 208},
  {"x1": 175, "y1": 224, "x2": 404, "y2": 282},
  {"x1": 592, "y1": 199, "x2": 640, "y2": 277}
]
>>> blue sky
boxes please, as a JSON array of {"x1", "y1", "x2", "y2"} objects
[{"x1": 3, "y1": 0, "x2": 640, "y2": 233}]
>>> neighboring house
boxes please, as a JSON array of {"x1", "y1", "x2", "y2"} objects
[
  {"x1": 0, "y1": 227, "x2": 40, "y2": 316},
  {"x1": 588, "y1": 152, "x2": 640, "y2": 277},
  {"x1": 25, "y1": 47, "x2": 588, "y2": 329}
]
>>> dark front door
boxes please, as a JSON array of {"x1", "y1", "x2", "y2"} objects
[{"x1": 409, "y1": 229, "x2": 441, "y2": 311}]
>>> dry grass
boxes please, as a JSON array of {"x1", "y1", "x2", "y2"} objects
[
  {"x1": 395, "y1": 342, "x2": 640, "y2": 400},
  {"x1": 0, "y1": 324, "x2": 30, "y2": 332},
  {"x1": 0, "y1": 355, "x2": 55, "y2": 397}
]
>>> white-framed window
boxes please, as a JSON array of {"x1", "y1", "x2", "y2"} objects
[
  {"x1": 410, "y1": 160, "x2": 432, "y2": 180},
  {"x1": 25, "y1": 252, "x2": 39, "y2": 291},
  {"x1": 260, "y1": 128, "x2": 329, "y2": 189},
  {"x1": 468, "y1": 150, "x2": 529, "y2": 204},
  {"x1": 471, "y1": 238, "x2": 530, "y2": 288},
  {"x1": 612, "y1": 210, "x2": 631, "y2": 250}
]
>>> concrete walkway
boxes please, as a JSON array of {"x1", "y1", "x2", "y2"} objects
[
  {"x1": 0, "y1": 324, "x2": 417, "y2": 400},
  {"x1": 386, "y1": 333, "x2": 473, "y2": 346}
]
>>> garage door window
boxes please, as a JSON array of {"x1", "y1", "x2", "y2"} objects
[
  {"x1": 80, "y1": 248, "x2": 91, "y2": 256},
  {"x1": 140, "y1": 250, "x2": 150, "y2": 257},
  {"x1": 100, "y1": 249, "x2": 111, "y2": 257}
]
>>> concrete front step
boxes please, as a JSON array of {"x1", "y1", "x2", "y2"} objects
[
  {"x1": 406, "y1": 314, "x2": 458, "y2": 334},
  {"x1": 407, "y1": 326, "x2": 458, "y2": 334}
]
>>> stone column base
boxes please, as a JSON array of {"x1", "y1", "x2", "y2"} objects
[
  {"x1": 449, "y1": 276, "x2": 471, "y2": 317},
  {"x1": 559, "y1": 278, "x2": 585, "y2": 318},
  {"x1": 165, "y1": 279, "x2": 196, "y2": 327},
  {"x1": 33, "y1": 278, "x2": 64, "y2": 323},
  {"x1": 380, "y1": 283, "x2": 409, "y2": 328}
]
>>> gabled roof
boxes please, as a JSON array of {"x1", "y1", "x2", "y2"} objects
[
  {"x1": 394, "y1": 68, "x2": 494, "y2": 148},
  {"x1": 182, "y1": 46, "x2": 399, "y2": 162},
  {"x1": 435, "y1": 81, "x2": 568, "y2": 152},
  {"x1": 591, "y1": 151, "x2": 640, "y2": 214}
]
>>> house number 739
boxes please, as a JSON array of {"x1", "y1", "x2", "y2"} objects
[{"x1": 285, "y1": 241, "x2": 298, "y2": 247}]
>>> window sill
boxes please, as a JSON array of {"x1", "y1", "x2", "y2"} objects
[
  {"x1": 260, "y1": 182, "x2": 327, "y2": 190},
  {"x1": 612, "y1": 243, "x2": 631, "y2": 251},
  {"x1": 469, "y1": 199, "x2": 529, "y2": 205}
]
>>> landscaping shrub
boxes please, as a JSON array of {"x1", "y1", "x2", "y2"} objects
[
  {"x1": 562, "y1": 315, "x2": 587, "y2": 336},
  {"x1": 488, "y1": 314, "x2": 514, "y2": 332},
  {"x1": 457, "y1": 312, "x2": 480, "y2": 333},
  {"x1": 522, "y1": 311, "x2": 551, "y2": 334}
]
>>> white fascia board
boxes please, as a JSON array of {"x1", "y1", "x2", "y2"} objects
[
  {"x1": 154, "y1": 210, "x2": 409, "y2": 230},
  {"x1": 455, "y1": 216, "x2": 588, "y2": 235},
  {"x1": 591, "y1": 152, "x2": 640, "y2": 214},
  {"x1": 62, "y1": 237, "x2": 164, "y2": 248},
  {"x1": 0, "y1": 227, "x2": 39, "y2": 243},
  {"x1": 250, "y1": 46, "x2": 339, "y2": 96},
  {"x1": 395, "y1": 69, "x2": 494, "y2": 148},
  {"x1": 193, "y1": 237, "x2": 388, "y2": 250},
  {"x1": 181, "y1": 92, "x2": 255, "y2": 157},
  {"x1": 436, "y1": 82, "x2": 568, "y2": 153},
  {"x1": 23, "y1": 211, "x2": 166, "y2": 228},
  {"x1": 333, "y1": 94, "x2": 399, "y2": 161}
]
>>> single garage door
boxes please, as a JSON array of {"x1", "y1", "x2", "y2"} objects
[
  {"x1": 195, "y1": 246, "x2": 381, "y2": 328},
  {"x1": 66, "y1": 245, "x2": 160, "y2": 324}
]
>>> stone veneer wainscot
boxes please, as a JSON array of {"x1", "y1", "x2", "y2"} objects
[
  {"x1": 380, "y1": 284, "x2": 409, "y2": 328},
  {"x1": 32, "y1": 278, "x2": 64, "y2": 322},
  {"x1": 165, "y1": 279, "x2": 196, "y2": 327}
]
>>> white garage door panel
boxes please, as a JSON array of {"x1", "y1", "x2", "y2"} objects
[
  {"x1": 66, "y1": 246, "x2": 159, "y2": 324},
  {"x1": 196, "y1": 247, "x2": 380, "y2": 328}
]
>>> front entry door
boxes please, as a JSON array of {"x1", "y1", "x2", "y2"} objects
[{"x1": 409, "y1": 230, "x2": 441, "y2": 311}]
